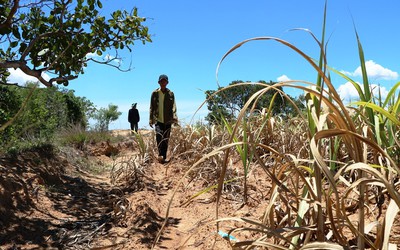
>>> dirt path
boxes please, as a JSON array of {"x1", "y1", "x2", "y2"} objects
[
  {"x1": 91, "y1": 158, "x2": 232, "y2": 249},
  {"x1": 0, "y1": 130, "x2": 237, "y2": 249}
]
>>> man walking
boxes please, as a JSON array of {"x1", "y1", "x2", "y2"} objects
[
  {"x1": 149, "y1": 74, "x2": 178, "y2": 163},
  {"x1": 128, "y1": 103, "x2": 140, "y2": 133}
]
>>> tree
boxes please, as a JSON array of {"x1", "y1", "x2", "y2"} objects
[
  {"x1": 92, "y1": 103, "x2": 121, "y2": 132},
  {"x1": 205, "y1": 80, "x2": 281, "y2": 124},
  {"x1": 0, "y1": 0, "x2": 151, "y2": 87},
  {"x1": 205, "y1": 80, "x2": 305, "y2": 124},
  {"x1": 63, "y1": 92, "x2": 95, "y2": 128},
  {"x1": 0, "y1": 84, "x2": 22, "y2": 142},
  {"x1": 0, "y1": 82, "x2": 95, "y2": 149}
]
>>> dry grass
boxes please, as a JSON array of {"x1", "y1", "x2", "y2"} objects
[{"x1": 147, "y1": 2, "x2": 400, "y2": 249}]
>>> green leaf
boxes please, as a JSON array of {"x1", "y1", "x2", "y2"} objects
[
  {"x1": 12, "y1": 26, "x2": 20, "y2": 39},
  {"x1": 10, "y1": 41, "x2": 18, "y2": 48},
  {"x1": 383, "y1": 81, "x2": 400, "y2": 108},
  {"x1": 19, "y1": 43, "x2": 27, "y2": 53},
  {"x1": 353, "y1": 101, "x2": 400, "y2": 126}
]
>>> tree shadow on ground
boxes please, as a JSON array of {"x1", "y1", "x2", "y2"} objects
[
  {"x1": 0, "y1": 145, "x2": 114, "y2": 248},
  {"x1": 0, "y1": 145, "x2": 181, "y2": 249}
]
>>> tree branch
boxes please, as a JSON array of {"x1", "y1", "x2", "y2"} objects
[
  {"x1": 48, "y1": 75, "x2": 78, "y2": 85},
  {"x1": 0, "y1": 0, "x2": 19, "y2": 34},
  {"x1": 20, "y1": 30, "x2": 66, "y2": 60},
  {"x1": 88, "y1": 57, "x2": 131, "y2": 72},
  {"x1": 1, "y1": 60, "x2": 49, "y2": 87},
  {"x1": 18, "y1": 61, "x2": 52, "y2": 87},
  {"x1": 1, "y1": 60, "x2": 78, "y2": 87}
]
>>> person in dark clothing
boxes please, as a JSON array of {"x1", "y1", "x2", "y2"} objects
[
  {"x1": 149, "y1": 74, "x2": 178, "y2": 164},
  {"x1": 128, "y1": 103, "x2": 140, "y2": 133}
]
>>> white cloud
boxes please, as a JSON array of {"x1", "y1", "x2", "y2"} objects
[
  {"x1": 337, "y1": 81, "x2": 389, "y2": 102},
  {"x1": 277, "y1": 74, "x2": 291, "y2": 82},
  {"x1": 342, "y1": 60, "x2": 398, "y2": 80},
  {"x1": 85, "y1": 52, "x2": 100, "y2": 59},
  {"x1": 7, "y1": 68, "x2": 50, "y2": 85},
  {"x1": 337, "y1": 82, "x2": 360, "y2": 102}
]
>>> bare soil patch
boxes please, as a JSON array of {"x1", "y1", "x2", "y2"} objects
[{"x1": 0, "y1": 130, "x2": 259, "y2": 249}]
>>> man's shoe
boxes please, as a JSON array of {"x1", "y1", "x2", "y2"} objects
[{"x1": 157, "y1": 156, "x2": 164, "y2": 163}]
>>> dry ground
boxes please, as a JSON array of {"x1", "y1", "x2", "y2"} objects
[
  {"x1": 2, "y1": 129, "x2": 400, "y2": 249},
  {"x1": 0, "y1": 129, "x2": 269, "y2": 249}
]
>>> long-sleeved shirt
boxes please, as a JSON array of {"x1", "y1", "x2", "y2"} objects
[{"x1": 149, "y1": 88, "x2": 177, "y2": 125}]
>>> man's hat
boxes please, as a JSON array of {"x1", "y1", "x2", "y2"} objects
[
  {"x1": 132, "y1": 103, "x2": 137, "y2": 107},
  {"x1": 158, "y1": 74, "x2": 168, "y2": 82}
]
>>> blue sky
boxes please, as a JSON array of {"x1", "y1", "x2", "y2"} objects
[{"x1": 8, "y1": 0, "x2": 400, "y2": 130}]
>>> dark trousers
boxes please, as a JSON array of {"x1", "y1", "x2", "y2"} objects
[
  {"x1": 155, "y1": 122, "x2": 171, "y2": 159},
  {"x1": 130, "y1": 123, "x2": 138, "y2": 132}
]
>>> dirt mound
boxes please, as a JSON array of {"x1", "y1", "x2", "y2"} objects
[
  {"x1": 0, "y1": 143, "x2": 121, "y2": 249},
  {"x1": 107, "y1": 198, "x2": 166, "y2": 248},
  {"x1": 0, "y1": 144, "x2": 65, "y2": 221},
  {"x1": 130, "y1": 200, "x2": 163, "y2": 235}
]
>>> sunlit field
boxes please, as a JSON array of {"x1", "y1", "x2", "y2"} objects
[
  {"x1": 149, "y1": 6, "x2": 400, "y2": 250},
  {"x1": 2, "y1": 2, "x2": 400, "y2": 250}
]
